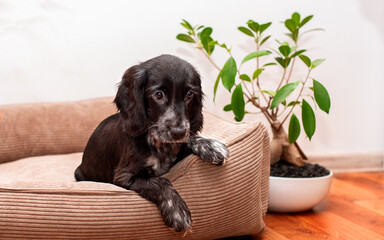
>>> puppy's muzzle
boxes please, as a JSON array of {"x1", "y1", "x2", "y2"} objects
[{"x1": 170, "y1": 126, "x2": 188, "y2": 141}]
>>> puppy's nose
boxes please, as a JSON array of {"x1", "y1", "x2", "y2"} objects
[{"x1": 170, "y1": 127, "x2": 187, "y2": 140}]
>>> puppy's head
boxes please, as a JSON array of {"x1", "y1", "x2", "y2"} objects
[{"x1": 114, "y1": 54, "x2": 203, "y2": 142}]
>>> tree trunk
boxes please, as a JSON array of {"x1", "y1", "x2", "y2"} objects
[{"x1": 270, "y1": 122, "x2": 307, "y2": 167}]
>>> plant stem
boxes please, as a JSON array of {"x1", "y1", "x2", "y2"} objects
[
  {"x1": 278, "y1": 68, "x2": 312, "y2": 129},
  {"x1": 199, "y1": 48, "x2": 221, "y2": 71},
  {"x1": 273, "y1": 67, "x2": 287, "y2": 117},
  {"x1": 286, "y1": 56, "x2": 296, "y2": 84},
  {"x1": 275, "y1": 68, "x2": 287, "y2": 92},
  {"x1": 249, "y1": 97, "x2": 274, "y2": 125},
  {"x1": 246, "y1": 111, "x2": 264, "y2": 115},
  {"x1": 241, "y1": 78, "x2": 254, "y2": 100},
  {"x1": 191, "y1": 32, "x2": 222, "y2": 72},
  {"x1": 255, "y1": 35, "x2": 269, "y2": 106}
]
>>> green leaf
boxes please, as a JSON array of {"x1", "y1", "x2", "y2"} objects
[
  {"x1": 275, "y1": 57, "x2": 291, "y2": 69},
  {"x1": 311, "y1": 59, "x2": 325, "y2": 69},
  {"x1": 263, "y1": 62, "x2": 277, "y2": 67},
  {"x1": 213, "y1": 70, "x2": 222, "y2": 102},
  {"x1": 209, "y1": 40, "x2": 218, "y2": 46},
  {"x1": 285, "y1": 33, "x2": 293, "y2": 39},
  {"x1": 292, "y1": 12, "x2": 301, "y2": 26},
  {"x1": 299, "y1": 15, "x2": 313, "y2": 28},
  {"x1": 261, "y1": 90, "x2": 276, "y2": 97},
  {"x1": 220, "y1": 43, "x2": 228, "y2": 49},
  {"x1": 271, "y1": 80, "x2": 300, "y2": 109},
  {"x1": 302, "y1": 99, "x2": 316, "y2": 140},
  {"x1": 275, "y1": 57, "x2": 283, "y2": 67},
  {"x1": 242, "y1": 50, "x2": 271, "y2": 64},
  {"x1": 290, "y1": 49, "x2": 306, "y2": 58},
  {"x1": 285, "y1": 19, "x2": 297, "y2": 33},
  {"x1": 206, "y1": 38, "x2": 215, "y2": 55},
  {"x1": 231, "y1": 84, "x2": 245, "y2": 121},
  {"x1": 247, "y1": 20, "x2": 259, "y2": 32},
  {"x1": 260, "y1": 35, "x2": 271, "y2": 46},
  {"x1": 253, "y1": 68, "x2": 263, "y2": 80},
  {"x1": 200, "y1": 27, "x2": 214, "y2": 55},
  {"x1": 288, "y1": 114, "x2": 301, "y2": 144},
  {"x1": 313, "y1": 79, "x2": 331, "y2": 114},
  {"x1": 292, "y1": 30, "x2": 299, "y2": 42},
  {"x1": 238, "y1": 26, "x2": 254, "y2": 37},
  {"x1": 176, "y1": 34, "x2": 195, "y2": 43},
  {"x1": 299, "y1": 55, "x2": 311, "y2": 68},
  {"x1": 200, "y1": 27, "x2": 212, "y2": 39},
  {"x1": 196, "y1": 25, "x2": 205, "y2": 31},
  {"x1": 223, "y1": 104, "x2": 232, "y2": 112},
  {"x1": 221, "y1": 57, "x2": 237, "y2": 91},
  {"x1": 181, "y1": 19, "x2": 194, "y2": 31},
  {"x1": 279, "y1": 45, "x2": 291, "y2": 57},
  {"x1": 287, "y1": 100, "x2": 301, "y2": 107},
  {"x1": 274, "y1": 57, "x2": 283, "y2": 66},
  {"x1": 259, "y1": 22, "x2": 272, "y2": 33},
  {"x1": 240, "y1": 74, "x2": 251, "y2": 82}
]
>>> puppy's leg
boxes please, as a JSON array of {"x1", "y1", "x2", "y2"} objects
[
  {"x1": 114, "y1": 173, "x2": 192, "y2": 233},
  {"x1": 187, "y1": 136, "x2": 229, "y2": 165},
  {"x1": 74, "y1": 166, "x2": 86, "y2": 181}
]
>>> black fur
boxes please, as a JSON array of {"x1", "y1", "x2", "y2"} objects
[{"x1": 75, "y1": 54, "x2": 229, "y2": 233}]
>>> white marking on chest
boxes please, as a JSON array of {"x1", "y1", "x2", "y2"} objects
[{"x1": 145, "y1": 156, "x2": 160, "y2": 171}]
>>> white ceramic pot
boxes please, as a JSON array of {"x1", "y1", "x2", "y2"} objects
[{"x1": 268, "y1": 171, "x2": 333, "y2": 212}]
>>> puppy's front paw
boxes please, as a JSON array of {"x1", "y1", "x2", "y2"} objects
[
  {"x1": 189, "y1": 137, "x2": 230, "y2": 165},
  {"x1": 160, "y1": 196, "x2": 192, "y2": 233}
]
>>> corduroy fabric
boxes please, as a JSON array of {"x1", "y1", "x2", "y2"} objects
[
  {"x1": 0, "y1": 99, "x2": 270, "y2": 239},
  {"x1": 0, "y1": 97, "x2": 116, "y2": 164}
]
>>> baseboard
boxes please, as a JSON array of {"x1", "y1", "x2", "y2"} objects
[{"x1": 308, "y1": 152, "x2": 384, "y2": 173}]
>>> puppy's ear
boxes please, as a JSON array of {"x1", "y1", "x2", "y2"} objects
[
  {"x1": 114, "y1": 65, "x2": 147, "y2": 136},
  {"x1": 189, "y1": 70, "x2": 204, "y2": 134}
]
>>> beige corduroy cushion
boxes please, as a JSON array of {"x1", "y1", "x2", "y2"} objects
[
  {"x1": 0, "y1": 98, "x2": 270, "y2": 239},
  {"x1": 0, "y1": 98, "x2": 116, "y2": 164}
]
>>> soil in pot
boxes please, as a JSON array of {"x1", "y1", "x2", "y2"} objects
[{"x1": 270, "y1": 161, "x2": 330, "y2": 178}]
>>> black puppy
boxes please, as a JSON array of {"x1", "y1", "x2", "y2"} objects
[{"x1": 75, "y1": 54, "x2": 229, "y2": 232}]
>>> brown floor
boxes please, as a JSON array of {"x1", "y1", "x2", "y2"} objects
[
  {"x1": 260, "y1": 171, "x2": 384, "y2": 240},
  {"x1": 222, "y1": 171, "x2": 384, "y2": 240}
]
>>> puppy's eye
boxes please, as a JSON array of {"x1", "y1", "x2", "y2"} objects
[
  {"x1": 154, "y1": 91, "x2": 164, "y2": 100},
  {"x1": 186, "y1": 90, "x2": 194, "y2": 102}
]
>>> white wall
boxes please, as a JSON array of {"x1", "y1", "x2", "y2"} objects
[{"x1": 0, "y1": 0, "x2": 383, "y2": 156}]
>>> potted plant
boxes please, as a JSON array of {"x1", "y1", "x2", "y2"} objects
[{"x1": 176, "y1": 12, "x2": 332, "y2": 212}]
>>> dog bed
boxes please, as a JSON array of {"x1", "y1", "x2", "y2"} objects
[{"x1": 0, "y1": 97, "x2": 270, "y2": 239}]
